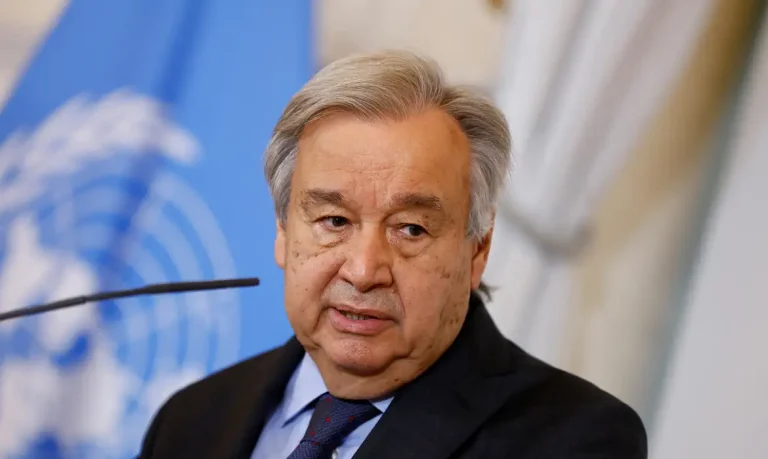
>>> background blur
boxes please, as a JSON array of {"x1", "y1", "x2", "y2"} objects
[{"x1": 0, "y1": 1, "x2": 766, "y2": 458}]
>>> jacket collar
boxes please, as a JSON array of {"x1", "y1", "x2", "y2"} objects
[
  {"x1": 352, "y1": 292, "x2": 524, "y2": 459},
  {"x1": 228, "y1": 336, "x2": 304, "y2": 458}
]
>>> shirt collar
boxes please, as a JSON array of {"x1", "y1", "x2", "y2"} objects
[{"x1": 280, "y1": 353, "x2": 394, "y2": 426}]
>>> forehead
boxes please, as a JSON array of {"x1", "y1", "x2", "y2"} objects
[{"x1": 292, "y1": 109, "x2": 471, "y2": 207}]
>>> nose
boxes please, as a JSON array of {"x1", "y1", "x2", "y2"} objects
[{"x1": 338, "y1": 226, "x2": 393, "y2": 293}]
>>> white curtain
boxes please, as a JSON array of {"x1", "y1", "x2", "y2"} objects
[
  {"x1": 486, "y1": 0, "x2": 716, "y2": 362},
  {"x1": 651, "y1": 6, "x2": 768, "y2": 458}
]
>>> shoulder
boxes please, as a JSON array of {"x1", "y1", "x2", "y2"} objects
[
  {"x1": 162, "y1": 343, "x2": 285, "y2": 406},
  {"x1": 461, "y1": 301, "x2": 646, "y2": 456},
  {"x1": 493, "y1": 341, "x2": 647, "y2": 457},
  {"x1": 138, "y1": 339, "x2": 302, "y2": 457}
]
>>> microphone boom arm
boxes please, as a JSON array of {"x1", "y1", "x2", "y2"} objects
[{"x1": 0, "y1": 277, "x2": 260, "y2": 322}]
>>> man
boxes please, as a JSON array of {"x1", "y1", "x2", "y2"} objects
[{"x1": 138, "y1": 51, "x2": 646, "y2": 458}]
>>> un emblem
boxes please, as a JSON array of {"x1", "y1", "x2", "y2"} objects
[{"x1": 0, "y1": 89, "x2": 241, "y2": 458}]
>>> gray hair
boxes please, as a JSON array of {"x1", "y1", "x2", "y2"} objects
[{"x1": 264, "y1": 50, "x2": 512, "y2": 240}]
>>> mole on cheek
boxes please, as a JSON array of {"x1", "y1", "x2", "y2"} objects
[{"x1": 291, "y1": 241, "x2": 315, "y2": 262}]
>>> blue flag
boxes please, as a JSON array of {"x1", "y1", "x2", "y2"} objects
[{"x1": 0, "y1": 1, "x2": 311, "y2": 457}]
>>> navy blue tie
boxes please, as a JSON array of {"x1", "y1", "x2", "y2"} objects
[{"x1": 287, "y1": 393, "x2": 380, "y2": 459}]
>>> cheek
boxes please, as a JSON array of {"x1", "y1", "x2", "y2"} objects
[
  {"x1": 283, "y1": 235, "x2": 344, "y2": 317},
  {"x1": 396, "y1": 250, "x2": 472, "y2": 338},
  {"x1": 436, "y1": 264, "x2": 470, "y2": 323}
]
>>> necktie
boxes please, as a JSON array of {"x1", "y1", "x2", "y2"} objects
[{"x1": 287, "y1": 393, "x2": 381, "y2": 459}]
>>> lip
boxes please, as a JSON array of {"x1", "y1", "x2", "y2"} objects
[
  {"x1": 331, "y1": 304, "x2": 393, "y2": 320},
  {"x1": 327, "y1": 306, "x2": 394, "y2": 336}
]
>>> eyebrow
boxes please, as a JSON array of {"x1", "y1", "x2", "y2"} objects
[
  {"x1": 300, "y1": 188, "x2": 445, "y2": 213},
  {"x1": 300, "y1": 189, "x2": 345, "y2": 210},
  {"x1": 389, "y1": 192, "x2": 444, "y2": 212}
]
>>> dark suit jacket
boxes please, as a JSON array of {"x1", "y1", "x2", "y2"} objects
[{"x1": 138, "y1": 293, "x2": 647, "y2": 458}]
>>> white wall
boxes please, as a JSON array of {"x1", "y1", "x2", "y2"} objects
[
  {"x1": 566, "y1": 0, "x2": 760, "y2": 417},
  {"x1": 651, "y1": 11, "x2": 768, "y2": 457}
]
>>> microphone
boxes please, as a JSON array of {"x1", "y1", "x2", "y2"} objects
[{"x1": 0, "y1": 277, "x2": 260, "y2": 322}]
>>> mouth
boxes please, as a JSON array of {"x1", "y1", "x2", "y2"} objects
[
  {"x1": 338, "y1": 310, "x2": 374, "y2": 321},
  {"x1": 327, "y1": 306, "x2": 394, "y2": 335},
  {"x1": 330, "y1": 304, "x2": 392, "y2": 320}
]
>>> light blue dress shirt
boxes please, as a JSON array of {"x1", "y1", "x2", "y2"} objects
[{"x1": 251, "y1": 353, "x2": 393, "y2": 459}]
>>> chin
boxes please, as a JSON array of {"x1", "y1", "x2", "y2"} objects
[{"x1": 324, "y1": 336, "x2": 393, "y2": 376}]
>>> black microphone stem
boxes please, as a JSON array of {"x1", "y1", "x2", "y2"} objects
[{"x1": 0, "y1": 277, "x2": 260, "y2": 322}]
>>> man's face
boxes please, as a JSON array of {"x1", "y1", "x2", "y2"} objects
[{"x1": 275, "y1": 109, "x2": 492, "y2": 398}]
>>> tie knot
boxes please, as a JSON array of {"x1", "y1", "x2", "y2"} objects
[{"x1": 298, "y1": 393, "x2": 380, "y2": 452}]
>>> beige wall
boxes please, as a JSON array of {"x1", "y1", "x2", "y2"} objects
[
  {"x1": 564, "y1": 0, "x2": 764, "y2": 416},
  {"x1": 0, "y1": 0, "x2": 67, "y2": 107},
  {"x1": 317, "y1": 0, "x2": 507, "y2": 89}
]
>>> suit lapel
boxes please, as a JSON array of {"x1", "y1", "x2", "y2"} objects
[
  {"x1": 353, "y1": 296, "x2": 522, "y2": 459},
  {"x1": 223, "y1": 337, "x2": 305, "y2": 459}
]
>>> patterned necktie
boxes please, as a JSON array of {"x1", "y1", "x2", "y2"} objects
[{"x1": 287, "y1": 393, "x2": 381, "y2": 459}]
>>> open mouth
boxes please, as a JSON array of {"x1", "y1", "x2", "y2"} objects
[
  {"x1": 338, "y1": 310, "x2": 375, "y2": 321},
  {"x1": 328, "y1": 307, "x2": 391, "y2": 335}
]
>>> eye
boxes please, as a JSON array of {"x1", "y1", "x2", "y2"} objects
[
  {"x1": 400, "y1": 224, "x2": 427, "y2": 238},
  {"x1": 320, "y1": 216, "x2": 349, "y2": 229}
]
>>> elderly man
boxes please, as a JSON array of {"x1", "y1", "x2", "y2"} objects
[{"x1": 138, "y1": 51, "x2": 646, "y2": 458}]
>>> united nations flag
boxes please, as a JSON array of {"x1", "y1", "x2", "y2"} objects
[{"x1": 0, "y1": 1, "x2": 311, "y2": 457}]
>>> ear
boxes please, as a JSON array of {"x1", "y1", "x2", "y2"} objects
[
  {"x1": 470, "y1": 224, "x2": 494, "y2": 290},
  {"x1": 275, "y1": 219, "x2": 287, "y2": 269}
]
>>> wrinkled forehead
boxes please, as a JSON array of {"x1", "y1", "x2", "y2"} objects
[{"x1": 291, "y1": 109, "x2": 472, "y2": 212}]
